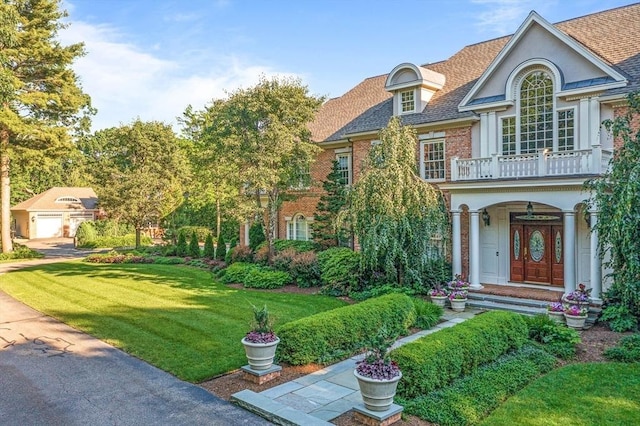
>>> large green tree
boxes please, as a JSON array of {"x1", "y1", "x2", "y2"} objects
[
  {"x1": 206, "y1": 76, "x2": 324, "y2": 262},
  {"x1": 0, "y1": 0, "x2": 93, "y2": 252},
  {"x1": 348, "y1": 117, "x2": 450, "y2": 288},
  {"x1": 80, "y1": 120, "x2": 188, "y2": 248},
  {"x1": 587, "y1": 91, "x2": 640, "y2": 317},
  {"x1": 313, "y1": 160, "x2": 350, "y2": 249}
]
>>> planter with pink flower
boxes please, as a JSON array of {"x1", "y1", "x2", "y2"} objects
[
  {"x1": 241, "y1": 303, "x2": 280, "y2": 371},
  {"x1": 447, "y1": 274, "x2": 470, "y2": 292},
  {"x1": 547, "y1": 302, "x2": 565, "y2": 324},
  {"x1": 563, "y1": 304, "x2": 588, "y2": 330},
  {"x1": 562, "y1": 283, "x2": 592, "y2": 309},
  {"x1": 429, "y1": 285, "x2": 449, "y2": 307},
  {"x1": 448, "y1": 290, "x2": 468, "y2": 312}
]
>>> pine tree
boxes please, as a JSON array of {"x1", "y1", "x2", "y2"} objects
[
  {"x1": 188, "y1": 231, "x2": 200, "y2": 258},
  {"x1": 216, "y1": 234, "x2": 227, "y2": 261},
  {"x1": 313, "y1": 160, "x2": 350, "y2": 249},
  {"x1": 249, "y1": 221, "x2": 265, "y2": 251},
  {"x1": 176, "y1": 232, "x2": 188, "y2": 257},
  {"x1": 203, "y1": 234, "x2": 215, "y2": 258}
]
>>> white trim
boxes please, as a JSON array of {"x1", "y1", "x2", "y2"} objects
[{"x1": 505, "y1": 60, "x2": 562, "y2": 101}]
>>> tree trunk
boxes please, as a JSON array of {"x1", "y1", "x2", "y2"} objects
[
  {"x1": 0, "y1": 129, "x2": 12, "y2": 253},
  {"x1": 216, "y1": 198, "x2": 221, "y2": 239},
  {"x1": 266, "y1": 190, "x2": 279, "y2": 265},
  {"x1": 135, "y1": 227, "x2": 141, "y2": 249}
]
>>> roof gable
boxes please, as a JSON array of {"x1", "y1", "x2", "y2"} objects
[
  {"x1": 11, "y1": 187, "x2": 98, "y2": 211},
  {"x1": 459, "y1": 11, "x2": 627, "y2": 111}
]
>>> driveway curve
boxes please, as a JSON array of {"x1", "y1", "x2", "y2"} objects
[{"x1": 0, "y1": 242, "x2": 270, "y2": 425}]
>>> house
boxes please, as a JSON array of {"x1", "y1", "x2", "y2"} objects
[
  {"x1": 11, "y1": 187, "x2": 99, "y2": 239},
  {"x1": 241, "y1": 3, "x2": 640, "y2": 302}
]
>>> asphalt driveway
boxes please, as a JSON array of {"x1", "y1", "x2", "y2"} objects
[{"x1": 0, "y1": 246, "x2": 270, "y2": 425}]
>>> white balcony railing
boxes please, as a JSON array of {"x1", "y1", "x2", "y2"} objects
[{"x1": 450, "y1": 146, "x2": 612, "y2": 181}]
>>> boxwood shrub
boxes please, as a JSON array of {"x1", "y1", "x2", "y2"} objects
[
  {"x1": 218, "y1": 262, "x2": 257, "y2": 284},
  {"x1": 243, "y1": 268, "x2": 292, "y2": 289},
  {"x1": 276, "y1": 293, "x2": 416, "y2": 365},
  {"x1": 400, "y1": 345, "x2": 556, "y2": 426},
  {"x1": 392, "y1": 310, "x2": 528, "y2": 399}
]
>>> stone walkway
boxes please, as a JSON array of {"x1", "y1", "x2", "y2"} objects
[{"x1": 232, "y1": 308, "x2": 483, "y2": 425}]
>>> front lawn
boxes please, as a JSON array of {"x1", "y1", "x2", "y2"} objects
[
  {"x1": 0, "y1": 262, "x2": 345, "y2": 382},
  {"x1": 481, "y1": 362, "x2": 640, "y2": 426}
]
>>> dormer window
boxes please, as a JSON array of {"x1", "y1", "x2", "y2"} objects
[
  {"x1": 400, "y1": 90, "x2": 415, "y2": 113},
  {"x1": 385, "y1": 63, "x2": 445, "y2": 117},
  {"x1": 55, "y1": 196, "x2": 81, "y2": 204}
]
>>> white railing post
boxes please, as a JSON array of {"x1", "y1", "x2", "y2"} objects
[
  {"x1": 537, "y1": 149, "x2": 547, "y2": 177},
  {"x1": 451, "y1": 157, "x2": 458, "y2": 181},
  {"x1": 591, "y1": 144, "x2": 602, "y2": 174},
  {"x1": 491, "y1": 154, "x2": 499, "y2": 179}
]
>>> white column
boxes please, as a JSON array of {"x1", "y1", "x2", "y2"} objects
[
  {"x1": 469, "y1": 210, "x2": 483, "y2": 289},
  {"x1": 480, "y1": 113, "x2": 489, "y2": 157},
  {"x1": 488, "y1": 111, "x2": 497, "y2": 155},
  {"x1": 589, "y1": 96, "x2": 601, "y2": 147},
  {"x1": 579, "y1": 98, "x2": 590, "y2": 150},
  {"x1": 563, "y1": 211, "x2": 576, "y2": 293},
  {"x1": 452, "y1": 210, "x2": 462, "y2": 277},
  {"x1": 590, "y1": 211, "x2": 602, "y2": 301}
]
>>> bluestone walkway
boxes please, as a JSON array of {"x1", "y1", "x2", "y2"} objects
[{"x1": 232, "y1": 308, "x2": 482, "y2": 425}]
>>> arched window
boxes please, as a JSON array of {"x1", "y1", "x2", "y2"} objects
[
  {"x1": 519, "y1": 71, "x2": 554, "y2": 154},
  {"x1": 287, "y1": 214, "x2": 310, "y2": 241}
]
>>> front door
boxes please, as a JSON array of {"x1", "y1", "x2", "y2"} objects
[{"x1": 510, "y1": 222, "x2": 564, "y2": 286}]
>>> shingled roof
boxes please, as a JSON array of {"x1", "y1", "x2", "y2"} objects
[
  {"x1": 313, "y1": 3, "x2": 640, "y2": 142},
  {"x1": 11, "y1": 187, "x2": 98, "y2": 211}
]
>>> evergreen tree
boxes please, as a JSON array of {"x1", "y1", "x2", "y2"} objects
[
  {"x1": 0, "y1": 0, "x2": 94, "y2": 252},
  {"x1": 203, "y1": 233, "x2": 215, "y2": 258},
  {"x1": 188, "y1": 231, "x2": 200, "y2": 258},
  {"x1": 313, "y1": 160, "x2": 350, "y2": 249},
  {"x1": 216, "y1": 234, "x2": 227, "y2": 261},
  {"x1": 176, "y1": 232, "x2": 188, "y2": 257},
  {"x1": 249, "y1": 221, "x2": 266, "y2": 251}
]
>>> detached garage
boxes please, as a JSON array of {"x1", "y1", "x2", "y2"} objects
[{"x1": 11, "y1": 187, "x2": 99, "y2": 239}]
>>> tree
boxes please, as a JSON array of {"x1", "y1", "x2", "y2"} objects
[
  {"x1": 188, "y1": 231, "x2": 200, "y2": 258},
  {"x1": 248, "y1": 220, "x2": 265, "y2": 251},
  {"x1": 80, "y1": 120, "x2": 188, "y2": 248},
  {"x1": 209, "y1": 76, "x2": 324, "y2": 263},
  {"x1": 216, "y1": 234, "x2": 227, "y2": 261},
  {"x1": 203, "y1": 233, "x2": 215, "y2": 258},
  {"x1": 313, "y1": 160, "x2": 350, "y2": 249},
  {"x1": 0, "y1": 0, "x2": 93, "y2": 252},
  {"x1": 586, "y1": 91, "x2": 640, "y2": 317},
  {"x1": 176, "y1": 232, "x2": 188, "y2": 257},
  {"x1": 348, "y1": 117, "x2": 450, "y2": 288}
]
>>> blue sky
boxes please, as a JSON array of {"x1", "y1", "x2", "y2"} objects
[{"x1": 59, "y1": 0, "x2": 636, "y2": 132}]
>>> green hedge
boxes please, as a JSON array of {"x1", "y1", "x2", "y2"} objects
[
  {"x1": 77, "y1": 234, "x2": 152, "y2": 249},
  {"x1": 243, "y1": 268, "x2": 292, "y2": 289},
  {"x1": 317, "y1": 247, "x2": 361, "y2": 295},
  {"x1": 401, "y1": 345, "x2": 556, "y2": 426},
  {"x1": 276, "y1": 293, "x2": 416, "y2": 365},
  {"x1": 177, "y1": 226, "x2": 212, "y2": 242},
  {"x1": 392, "y1": 310, "x2": 528, "y2": 399},
  {"x1": 218, "y1": 262, "x2": 257, "y2": 284}
]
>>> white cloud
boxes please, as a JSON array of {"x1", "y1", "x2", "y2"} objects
[
  {"x1": 472, "y1": 0, "x2": 557, "y2": 34},
  {"x1": 58, "y1": 20, "x2": 298, "y2": 132}
]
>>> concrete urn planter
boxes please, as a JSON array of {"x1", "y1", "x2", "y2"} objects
[
  {"x1": 564, "y1": 314, "x2": 587, "y2": 330},
  {"x1": 450, "y1": 298, "x2": 467, "y2": 312},
  {"x1": 241, "y1": 337, "x2": 280, "y2": 371},
  {"x1": 430, "y1": 295, "x2": 448, "y2": 308},
  {"x1": 547, "y1": 311, "x2": 565, "y2": 324},
  {"x1": 354, "y1": 370, "x2": 402, "y2": 412}
]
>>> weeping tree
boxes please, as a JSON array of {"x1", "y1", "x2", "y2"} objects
[
  {"x1": 586, "y1": 91, "x2": 640, "y2": 318},
  {"x1": 348, "y1": 117, "x2": 449, "y2": 288}
]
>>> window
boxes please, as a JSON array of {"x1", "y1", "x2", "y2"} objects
[
  {"x1": 287, "y1": 214, "x2": 310, "y2": 241},
  {"x1": 292, "y1": 164, "x2": 310, "y2": 189},
  {"x1": 519, "y1": 71, "x2": 553, "y2": 154},
  {"x1": 55, "y1": 196, "x2": 81, "y2": 204},
  {"x1": 501, "y1": 116, "x2": 516, "y2": 155},
  {"x1": 400, "y1": 90, "x2": 415, "y2": 113},
  {"x1": 336, "y1": 153, "x2": 351, "y2": 186},
  {"x1": 557, "y1": 109, "x2": 575, "y2": 151},
  {"x1": 420, "y1": 138, "x2": 445, "y2": 181}
]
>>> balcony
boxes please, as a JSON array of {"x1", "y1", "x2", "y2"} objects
[{"x1": 450, "y1": 146, "x2": 612, "y2": 181}]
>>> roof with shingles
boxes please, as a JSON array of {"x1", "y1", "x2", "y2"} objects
[
  {"x1": 11, "y1": 187, "x2": 98, "y2": 211},
  {"x1": 313, "y1": 3, "x2": 640, "y2": 142}
]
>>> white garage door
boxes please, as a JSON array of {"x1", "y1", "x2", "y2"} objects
[{"x1": 36, "y1": 214, "x2": 63, "y2": 238}]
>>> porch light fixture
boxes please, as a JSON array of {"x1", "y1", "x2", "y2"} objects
[
  {"x1": 482, "y1": 209, "x2": 490, "y2": 226},
  {"x1": 31, "y1": 216, "x2": 35, "y2": 223},
  {"x1": 526, "y1": 202, "x2": 533, "y2": 217}
]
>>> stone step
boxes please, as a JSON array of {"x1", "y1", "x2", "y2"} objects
[
  {"x1": 231, "y1": 389, "x2": 333, "y2": 426},
  {"x1": 467, "y1": 292, "x2": 552, "y2": 309}
]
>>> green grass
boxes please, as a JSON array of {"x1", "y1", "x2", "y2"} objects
[
  {"x1": 481, "y1": 362, "x2": 640, "y2": 426},
  {"x1": 0, "y1": 261, "x2": 345, "y2": 382}
]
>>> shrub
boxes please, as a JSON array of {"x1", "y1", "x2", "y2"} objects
[
  {"x1": 177, "y1": 226, "x2": 211, "y2": 243},
  {"x1": 276, "y1": 293, "x2": 416, "y2": 365},
  {"x1": 218, "y1": 262, "x2": 257, "y2": 284},
  {"x1": 0, "y1": 243, "x2": 44, "y2": 260},
  {"x1": 272, "y1": 239, "x2": 317, "y2": 253},
  {"x1": 78, "y1": 235, "x2": 152, "y2": 249},
  {"x1": 216, "y1": 235, "x2": 227, "y2": 261},
  {"x1": 188, "y1": 231, "x2": 201, "y2": 258},
  {"x1": 525, "y1": 314, "x2": 581, "y2": 359},
  {"x1": 176, "y1": 232, "x2": 188, "y2": 257},
  {"x1": 254, "y1": 245, "x2": 269, "y2": 265},
  {"x1": 228, "y1": 245, "x2": 253, "y2": 264},
  {"x1": 317, "y1": 247, "x2": 361, "y2": 295},
  {"x1": 392, "y1": 310, "x2": 528, "y2": 399},
  {"x1": 400, "y1": 345, "x2": 556, "y2": 426},
  {"x1": 84, "y1": 252, "x2": 153, "y2": 264},
  {"x1": 203, "y1": 234, "x2": 215, "y2": 258},
  {"x1": 412, "y1": 298, "x2": 443, "y2": 329},
  {"x1": 152, "y1": 256, "x2": 185, "y2": 265},
  {"x1": 75, "y1": 221, "x2": 97, "y2": 246},
  {"x1": 289, "y1": 251, "x2": 321, "y2": 288},
  {"x1": 243, "y1": 268, "x2": 292, "y2": 289},
  {"x1": 350, "y1": 284, "x2": 415, "y2": 301},
  {"x1": 248, "y1": 221, "x2": 265, "y2": 251},
  {"x1": 273, "y1": 248, "x2": 297, "y2": 272},
  {"x1": 92, "y1": 219, "x2": 134, "y2": 237},
  {"x1": 604, "y1": 334, "x2": 640, "y2": 362},
  {"x1": 600, "y1": 304, "x2": 638, "y2": 332}
]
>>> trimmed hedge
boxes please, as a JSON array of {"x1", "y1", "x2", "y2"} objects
[
  {"x1": 392, "y1": 310, "x2": 528, "y2": 398},
  {"x1": 243, "y1": 268, "x2": 292, "y2": 289},
  {"x1": 401, "y1": 345, "x2": 556, "y2": 426},
  {"x1": 218, "y1": 262, "x2": 257, "y2": 284},
  {"x1": 276, "y1": 293, "x2": 416, "y2": 365}
]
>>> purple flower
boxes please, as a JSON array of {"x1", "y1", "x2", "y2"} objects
[
  {"x1": 356, "y1": 358, "x2": 400, "y2": 380},
  {"x1": 547, "y1": 302, "x2": 564, "y2": 312},
  {"x1": 244, "y1": 331, "x2": 278, "y2": 344},
  {"x1": 449, "y1": 290, "x2": 468, "y2": 300},
  {"x1": 564, "y1": 305, "x2": 587, "y2": 316}
]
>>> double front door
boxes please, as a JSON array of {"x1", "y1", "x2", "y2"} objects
[{"x1": 510, "y1": 224, "x2": 564, "y2": 286}]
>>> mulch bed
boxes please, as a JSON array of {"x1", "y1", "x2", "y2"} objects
[{"x1": 199, "y1": 322, "x2": 631, "y2": 425}]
